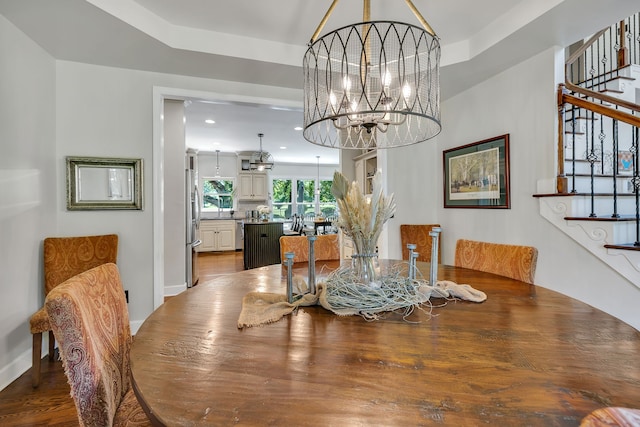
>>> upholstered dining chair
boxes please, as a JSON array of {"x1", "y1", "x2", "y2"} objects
[
  {"x1": 30, "y1": 234, "x2": 118, "y2": 387},
  {"x1": 580, "y1": 407, "x2": 640, "y2": 426},
  {"x1": 400, "y1": 224, "x2": 441, "y2": 263},
  {"x1": 279, "y1": 234, "x2": 341, "y2": 272},
  {"x1": 454, "y1": 239, "x2": 538, "y2": 284},
  {"x1": 45, "y1": 263, "x2": 150, "y2": 427}
]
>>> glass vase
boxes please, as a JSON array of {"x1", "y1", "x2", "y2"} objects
[{"x1": 351, "y1": 253, "x2": 380, "y2": 287}]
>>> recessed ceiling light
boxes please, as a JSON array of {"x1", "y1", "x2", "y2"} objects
[
  {"x1": 205, "y1": 119, "x2": 215, "y2": 124},
  {"x1": 280, "y1": 146, "x2": 287, "y2": 150},
  {"x1": 294, "y1": 126, "x2": 303, "y2": 131}
]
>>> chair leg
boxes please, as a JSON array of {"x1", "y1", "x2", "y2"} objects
[
  {"x1": 48, "y1": 330, "x2": 55, "y2": 360},
  {"x1": 32, "y1": 333, "x2": 42, "y2": 388}
]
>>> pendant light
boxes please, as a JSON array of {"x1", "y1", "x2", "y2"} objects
[
  {"x1": 215, "y1": 149, "x2": 221, "y2": 177},
  {"x1": 303, "y1": 0, "x2": 441, "y2": 150},
  {"x1": 250, "y1": 133, "x2": 275, "y2": 171},
  {"x1": 316, "y1": 155, "x2": 321, "y2": 196}
]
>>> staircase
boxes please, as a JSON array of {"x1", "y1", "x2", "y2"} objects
[{"x1": 537, "y1": 13, "x2": 640, "y2": 286}]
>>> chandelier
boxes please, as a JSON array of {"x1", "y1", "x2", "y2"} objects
[
  {"x1": 250, "y1": 133, "x2": 274, "y2": 171},
  {"x1": 303, "y1": 0, "x2": 441, "y2": 150}
]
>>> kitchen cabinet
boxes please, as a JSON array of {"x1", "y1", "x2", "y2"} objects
[
  {"x1": 238, "y1": 173, "x2": 267, "y2": 200},
  {"x1": 340, "y1": 231, "x2": 355, "y2": 260},
  {"x1": 354, "y1": 151, "x2": 377, "y2": 195},
  {"x1": 197, "y1": 220, "x2": 235, "y2": 252}
]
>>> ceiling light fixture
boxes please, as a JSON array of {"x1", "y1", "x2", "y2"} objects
[
  {"x1": 215, "y1": 149, "x2": 221, "y2": 177},
  {"x1": 250, "y1": 133, "x2": 274, "y2": 171},
  {"x1": 303, "y1": 0, "x2": 441, "y2": 150}
]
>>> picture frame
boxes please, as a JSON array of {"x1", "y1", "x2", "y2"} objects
[
  {"x1": 443, "y1": 134, "x2": 510, "y2": 209},
  {"x1": 66, "y1": 156, "x2": 143, "y2": 210}
]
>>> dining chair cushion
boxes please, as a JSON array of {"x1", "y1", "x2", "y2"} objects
[
  {"x1": 400, "y1": 224, "x2": 441, "y2": 263},
  {"x1": 580, "y1": 407, "x2": 640, "y2": 426},
  {"x1": 454, "y1": 239, "x2": 538, "y2": 284}
]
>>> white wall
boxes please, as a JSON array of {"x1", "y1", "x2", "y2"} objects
[
  {"x1": 163, "y1": 100, "x2": 186, "y2": 294},
  {"x1": 0, "y1": 15, "x2": 57, "y2": 389},
  {"x1": 389, "y1": 46, "x2": 640, "y2": 330}
]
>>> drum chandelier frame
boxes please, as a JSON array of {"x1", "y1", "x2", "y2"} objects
[{"x1": 303, "y1": 0, "x2": 441, "y2": 150}]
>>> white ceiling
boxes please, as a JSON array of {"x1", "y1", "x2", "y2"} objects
[{"x1": 2, "y1": 0, "x2": 638, "y2": 164}]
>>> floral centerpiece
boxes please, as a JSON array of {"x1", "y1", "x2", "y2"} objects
[
  {"x1": 257, "y1": 205, "x2": 270, "y2": 221},
  {"x1": 331, "y1": 170, "x2": 396, "y2": 285}
]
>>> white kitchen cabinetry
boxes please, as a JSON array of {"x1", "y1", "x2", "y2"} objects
[
  {"x1": 238, "y1": 173, "x2": 267, "y2": 200},
  {"x1": 197, "y1": 220, "x2": 235, "y2": 252},
  {"x1": 354, "y1": 151, "x2": 377, "y2": 195}
]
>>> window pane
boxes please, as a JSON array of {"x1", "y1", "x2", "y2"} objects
[
  {"x1": 272, "y1": 203, "x2": 291, "y2": 220},
  {"x1": 272, "y1": 179, "x2": 292, "y2": 203},
  {"x1": 202, "y1": 178, "x2": 234, "y2": 210},
  {"x1": 319, "y1": 180, "x2": 336, "y2": 203},
  {"x1": 297, "y1": 179, "x2": 315, "y2": 203},
  {"x1": 319, "y1": 203, "x2": 337, "y2": 217},
  {"x1": 297, "y1": 203, "x2": 315, "y2": 217}
]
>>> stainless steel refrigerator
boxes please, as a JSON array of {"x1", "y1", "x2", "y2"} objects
[{"x1": 186, "y1": 150, "x2": 201, "y2": 287}]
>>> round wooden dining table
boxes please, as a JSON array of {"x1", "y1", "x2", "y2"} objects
[{"x1": 130, "y1": 261, "x2": 640, "y2": 426}]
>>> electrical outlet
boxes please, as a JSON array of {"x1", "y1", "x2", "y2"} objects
[{"x1": 125, "y1": 290, "x2": 129, "y2": 303}]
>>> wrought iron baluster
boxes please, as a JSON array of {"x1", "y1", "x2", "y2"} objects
[
  {"x1": 571, "y1": 104, "x2": 577, "y2": 193},
  {"x1": 588, "y1": 108, "x2": 597, "y2": 217},
  {"x1": 633, "y1": 126, "x2": 640, "y2": 246},
  {"x1": 611, "y1": 117, "x2": 620, "y2": 218}
]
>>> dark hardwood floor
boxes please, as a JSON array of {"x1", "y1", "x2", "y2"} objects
[{"x1": 0, "y1": 251, "x2": 244, "y2": 426}]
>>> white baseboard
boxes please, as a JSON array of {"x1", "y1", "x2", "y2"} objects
[
  {"x1": 164, "y1": 282, "x2": 186, "y2": 297},
  {"x1": 0, "y1": 348, "x2": 34, "y2": 392}
]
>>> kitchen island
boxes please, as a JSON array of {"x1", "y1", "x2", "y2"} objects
[{"x1": 243, "y1": 221, "x2": 283, "y2": 269}]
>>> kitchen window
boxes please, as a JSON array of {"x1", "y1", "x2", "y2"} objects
[
  {"x1": 201, "y1": 177, "x2": 235, "y2": 212},
  {"x1": 271, "y1": 178, "x2": 337, "y2": 221}
]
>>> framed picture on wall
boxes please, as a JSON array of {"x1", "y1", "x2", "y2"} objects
[{"x1": 443, "y1": 134, "x2": 510, "y2": 209}]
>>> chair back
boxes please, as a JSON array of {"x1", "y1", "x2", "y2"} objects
[
  {"x1": 400, "y1": 224, "x2": 441, "y2": 263},
  {"x1": 280, "y1": 234, "x2": 340, "y2": 265},
  {"x1": 454, "y1": 239, "x2": 538, "y2": 284},
  {"x1": 44, "y1": 234, "x2": 118, "y2": 295},
  {"x1": 45, "y1": 263, "x2": 131, "y2": 427}
]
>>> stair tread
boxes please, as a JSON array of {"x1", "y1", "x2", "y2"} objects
[
  {"x1": 533, "y1": 192, "x2": 637, "y2": 197},
  {"x1": 565, "y1": 172, "x2": 636, "y2": 178},
  {"x1": 604, "y1": 243, "x2": 640, "y2": 251},
  {"x1": 563, "y1": 159, "x2": 601, "y2": 164},
  {"x1": 564, "y1": 215, "x2": 638, "y2": 221}
]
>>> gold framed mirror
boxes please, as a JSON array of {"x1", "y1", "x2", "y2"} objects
[{"x1": 66, "y1": 156, "x2": 143, "y2": 210}]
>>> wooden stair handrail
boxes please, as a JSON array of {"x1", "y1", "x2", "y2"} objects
[
  {"x1": 564, "y1": 27, "x2": 640, "y2": 115},
  {"x1": 561, "y1": 90, "x2": 640, "y2": 128}
]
